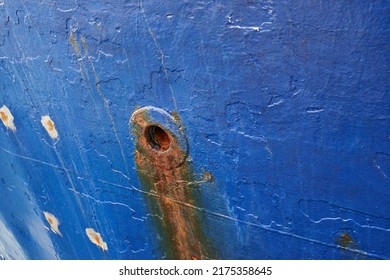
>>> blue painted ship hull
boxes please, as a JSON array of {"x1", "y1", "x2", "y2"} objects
[{"x1": 0, "y1": 0, "x2": 389, "y2": 259}]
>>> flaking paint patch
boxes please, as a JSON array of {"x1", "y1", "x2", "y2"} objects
[
  {"x1": 41, "y1": 115, "x2": 58, "y2": 139},
  {"x1": 43, "y1": 212, "x2": 62, "y2": 237},
  {"x1": 335, "y1": 232, "x2": 365, "y2": 259},
  {"x1": 85, "y1": 228, "x2": 108, "y2": 251},
  {"x1": 336, "y1": 233, "x2": 358, "y2": 250},
  {"x1": 201, "y1": 171, "x2": 214, "y2": 182},
  {"x1": 0, "y1": 105, "x2": 16, "y2": 132}
]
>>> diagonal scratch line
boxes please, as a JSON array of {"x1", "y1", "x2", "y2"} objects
[
  {"x1": 68, "y1": 188, "x2": 136, "y2": 214},
  {"x1": 52, "y1": 145, "x2": 87, "y2": 217},
  {"x1": 80, "y1": 36, "x2": 131, "y2": 179},
  {"x1": 3, "y1": 150, "x2": 385, "y2": 258},
  {"x1": 196, "y1": 210, "x2": 385, "y2": 259},
  {"x1": 0, "y1": 147, "x2": 67, "y2": 171},
  {"x1": 139, "y1": 0, "x2": 178, "y2": 110},
  {"x1": 68, "y1": 32, "x2": 130, "y2": 178},
  {"x1": 136, "y1": 188, "x2": 387, "y2": 259},
  {"x1": 1, "y1": 147, "x2": 136, "y2": 190},
  {"x1": 1, "y1": 15, "x2": 88, "y2": 221},
  {"x1": 0, "y1": 147, "x2": 135, "y2": 190}
]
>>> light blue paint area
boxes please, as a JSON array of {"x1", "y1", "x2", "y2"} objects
[
  {"x1": 0, "y1": 213, "x2": 27, "y2": 260},
  {"x1": 0, "y1": 140, "x2": 57, "y2": 259}
]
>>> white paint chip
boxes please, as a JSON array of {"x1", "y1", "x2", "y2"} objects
[
  {"x1": 86, "y1": 228, "x2": 108, "y2": 251},
  {"x1": 43, "y1": 211, "x2": 62, "y2": 237},
  {"x1": 0, "y1": 105, "x2": 16, "y2": 132},
  {"x1": 41, "y1": 115, "x2": 58, "y2": 139}
]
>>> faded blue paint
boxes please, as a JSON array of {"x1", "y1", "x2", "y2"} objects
[{"x1": 0, "y1": 0, "x2": 389, "y2": 259}]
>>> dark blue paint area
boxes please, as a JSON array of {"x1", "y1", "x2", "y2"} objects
[{"x1": 0, "y1": 0, "x2": 389, "y2": 259}]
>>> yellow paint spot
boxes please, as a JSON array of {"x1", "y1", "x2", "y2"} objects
[
  {"x1": 43, "y1": 211, "x2": 62, "y2": 237},
  {"x1": 41, "y1": 115, "x2": 58, "y2": 139},
  {"x1": 0, "y1": 105, "x2": 16, "y2": 132},
  {"x1": 85, "y1": 228, "x2": 108, "y2": 251}
]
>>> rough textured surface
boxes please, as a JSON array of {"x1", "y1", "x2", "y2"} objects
[
  {"x1": 131, "y1": 107, "x2": 212, "y2": 260},
  {"x1": 0, "y1": 0, "x2": 389, "y2": 259}
]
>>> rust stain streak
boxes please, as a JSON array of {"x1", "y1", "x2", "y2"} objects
[
  {"x1": 68, "y1": 32, "x2": 89, "y2": 86},
  {"x1": 132, "y1": 110, "x2": 214, "y2": 260},
  {"x1": 69, "y1": 32, "x2": 82, "y2": 57}
]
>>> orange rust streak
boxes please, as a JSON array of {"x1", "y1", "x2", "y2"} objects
[
  {"x1": 158, "y1": 184, "x2": 196, "y2": 259},
  {"x1": 135, "y1": 135, "x2": 204, "y2": 259},
  {"x1": 81, "y1": 36, "x2": 87, "y2": 49},
  {"x1": 132, "y1": 111, "x2": 209, "y2": 260},
  {"x1": 0, "y1": 111, "x2": 8, "y2": 122}
]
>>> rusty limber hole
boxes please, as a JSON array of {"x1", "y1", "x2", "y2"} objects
[
  {"x1": 145, "y1": 125, "x2": 171, "y2": 152},
  {"x1": 131, "y1": 107, "x2": 216, "y2": 259}
]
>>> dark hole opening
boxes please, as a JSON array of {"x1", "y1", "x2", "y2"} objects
[{"x1": 145, "y1": 125, "x2": 171, "y2": 152}]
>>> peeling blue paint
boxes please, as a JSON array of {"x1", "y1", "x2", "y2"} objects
[{"x1": 0, "y1": 0, "x2": 389, "y2": 259}]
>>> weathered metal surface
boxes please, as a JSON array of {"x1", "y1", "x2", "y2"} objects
[
  {"x1": 0, "y1": 0, "x2": 389, "y2": 259},
  {"x1": 131, "y1": 107, "x2": 214, "y2": 259}
]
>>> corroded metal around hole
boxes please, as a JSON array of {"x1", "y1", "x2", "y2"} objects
[
  {"x1": 130, "y1": 106, "x2": 215, "y2": 260},
  {"x1": 130, "y1": 106, "x2": 189, "y2": 170},
  {"x1": 145, "y1": 125, "x2": 171, "y2": 152}
]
